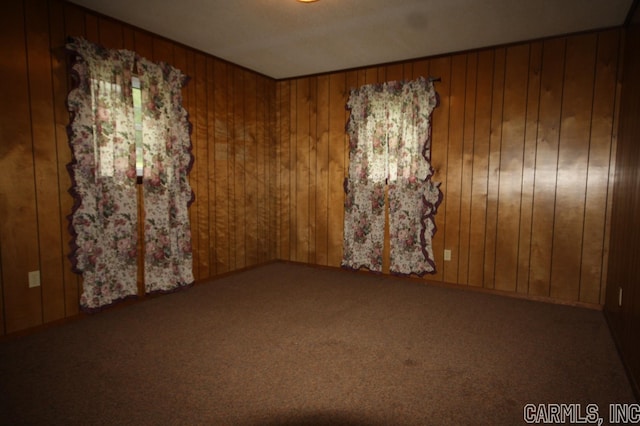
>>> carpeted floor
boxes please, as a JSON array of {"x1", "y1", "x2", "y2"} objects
[{"x1": 0, "y1": 262, "x2": 636, "y2": 425}]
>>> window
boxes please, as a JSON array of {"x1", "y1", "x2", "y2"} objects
[
  {"x1": 342, "y1": 77, "x2": 441, "y2": 276},
  {"x1": 132, "y1": 75, "x2": 144, "y2": 179},
  {"x1": 66, "y1": 37, "x2": 195, "y2": 311}
]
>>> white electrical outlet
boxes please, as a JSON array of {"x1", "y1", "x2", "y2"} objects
[
  {"x1": 28, "y1": 270, "x2": 41, "y2": 288},
  {"x1": 444, "y1": 249, "x2": 452, "y2": 261},
  {"x1": 618, "y1": 287, "x2": 623, "y2": 307}
]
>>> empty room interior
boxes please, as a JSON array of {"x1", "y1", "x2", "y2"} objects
[{"x1": 1, "y1": 0, "x2": 640, "y2": 424}]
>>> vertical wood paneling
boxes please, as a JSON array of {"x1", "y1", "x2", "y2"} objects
[
  {"x1": 581, "y1": 30, "x2": 620, "y2": 305},
  {"x1": 295, "y1": 78, "x2": 310, "y2": 263},
  {"x1": 226, "y1": 64, "x2": 238, "y2": 270},
  {"x1": 308, "y1": 77, "x2": 318, "y2": 265},
  {"x1": 315, "y1": 75, "x2": 330, "y2": 266},
  {"x1": 277, "y1": 30, "x2": 622, "y2": 307},
  {"x1": 366, "y1": 66, "x2": 378, "y2": 82},
  {"x1": 289, "y1": 80, "x2": 298, "y2": 261},
  {"x1": 97, "y1": 16, "x2": 122, "y2": 48},
  {"x1": 264, "y1": 79, "x2": 272, "y2": 261},
  {"x1": 84, "y1": 11, "x2": 97, "y2": 41},
  {"x1": 51, "y1": 0, "x2": 80, "y2": 317},
  {"x1": 133, "y1": 30, "x2": 152, "y2": 59},
  {"x1": 122, "y1": 25, "x2": 134, "y2": 50},
  {"x1": 25, "y1": 0, "x2": 65, "y2": 323},
  {"x1": 443, "y1": 54, "x2": 467, "y2": 284},
  {"x1": 277, "y1": 81, "x2": 291, "y2": 261},
  {"x1": 517, "y1": 41, "x2": 542, "y2": 295},
  {"x1": 385, "y1": 63, "x2": 403, "y2": 82},
  {"x1": 206, "y1": 57, "x2": 217, "y2": 274},
  {"x1": 458, "y1": 53, "x2": 477, "y2": 286},
  {"x1": 467, "y1": 50, "x2": 494, "y2": 288},
  {"x1": 605, "y1": 34, "x2": 623, "y2": 304},
  {"x1": 256, "y1": 77, "x2": 267, "y2": 264},
  {"x1": 244, "y1": 71, "x2": 258, "y2": 266},
  {"x1": 605, "y1": 13, "x2": 640, "y2": 396},
  {"x1": 270, "y1": 79, "x2": 278, "y2": 260},
  {"x1": 0, "y1": 0, "x2": 42, "y2": 333},
  {"x1": 326, "y1": 73, "x2": 346, "y2": 267},
  {"x1": 550, "y1": 34, "x2": 597, "y2": 301},
  {"x1": 214, "y1": 60, "x2": 230, "y2": 273},
  {"x1": 529, "y1": 38, "x2": 566, "y2": 297},
  {"x1": 483, "y1": 48, "x2": 506, "y2": 290},
  {"x1": 194, "y1": 53, "x2": 210, "y2": 279},
  {"x1": 238, "y1": 70, "x2": 251, "y2": 266},
  {"x1": 0, "y1": 0, "x2": 277, "y2": 335},
  {"x1": 494, "y1": 44, "x2": 529, "y2": 292},
  {"x1": 152, "y1": 37, "x2": 173, "y2": 64}
]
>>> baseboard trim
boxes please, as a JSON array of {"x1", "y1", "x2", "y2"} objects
[
  {"x1": 277, "y1": 259, "x2": 604, "y2": 311},
  {"x1": 0, "y1": 259, "x2": 603, "y2": 343}
]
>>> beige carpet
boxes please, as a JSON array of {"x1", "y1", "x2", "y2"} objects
[{"x1": 0, "y1": 262, "x2": 636, "y2": 425}]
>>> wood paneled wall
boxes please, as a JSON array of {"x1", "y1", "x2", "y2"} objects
[
  {"x1": 276, "y1": 29, "x2": 623, "y2": 307},
  {"x1": 605, "y1": 7, "x2": 640, "y2": 395},
  {"x1": 0, "y1": 0, "x2": 277, "y2": 335},
  {"x1": 0, "y1": 0, "x2": 628, "y2": 337}
]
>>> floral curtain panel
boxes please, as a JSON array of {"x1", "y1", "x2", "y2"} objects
[
  {"x1": 342, "y1": 77, "x2": 441, "y2": 276},
  {"x1": 136, "y1": 57, "x2": 195, "y2": 294},
  {"x1": 66, "y1": 37, "x2": 194, "y2": 311}
]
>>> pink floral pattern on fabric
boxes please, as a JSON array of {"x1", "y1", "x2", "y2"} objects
[
  {"x1": 137, "y1": 57, "x2": 195, "y2": 294},
  {"x1": 342, "y1": 77, "x2": 441, "y2": 275},
  {"x1": 66, "y1": 37, "x2": 194, "y2": 311}
]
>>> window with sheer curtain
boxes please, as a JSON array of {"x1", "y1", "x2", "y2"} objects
[
  {"x1": 342, "y1": 77, "x2": 442, "y2": 276},
  {"x1": 66, "y1": 37, "x2": 194, "y2": 311}
]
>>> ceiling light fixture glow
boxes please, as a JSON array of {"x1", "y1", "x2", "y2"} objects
[{"x1": 297, "y1": 0, "x2": 319, "y2": 3}]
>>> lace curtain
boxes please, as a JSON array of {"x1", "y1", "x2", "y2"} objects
[
  {"x1": 66, "y1": 37, "x2": 194, "y2": 311},
  {"x1": 342, "y1": 77, "x2": 442, "y2": 275}
]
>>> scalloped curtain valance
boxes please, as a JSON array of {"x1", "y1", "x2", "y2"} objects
[
  {"x1": 66, "y1": 37, "x2": 195, "y2": 311},
  {"x1": 342, "y1": 77, "x2": 442, "y2": 276}
]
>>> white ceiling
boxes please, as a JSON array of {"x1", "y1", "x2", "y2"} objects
[{"x1": 68, "y1": 0, "x2": 634, "y2": 79}]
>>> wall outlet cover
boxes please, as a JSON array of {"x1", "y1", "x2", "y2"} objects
[{"x1": 28, "y1": 270, "x2": 41, "y2": 288}]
